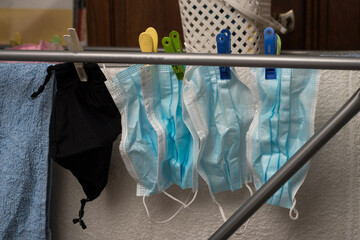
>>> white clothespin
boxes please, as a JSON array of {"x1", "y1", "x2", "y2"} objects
[{"x1": 63, "y1": 28, "x2": 87, "y2": 82}]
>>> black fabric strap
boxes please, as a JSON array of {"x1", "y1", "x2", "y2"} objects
[
  {"x1": 73, "y1": 198, "x2": 89, "y2": 230},
  {"x1": 31, "y1": 66, "x2": 55, "y2": 98}
]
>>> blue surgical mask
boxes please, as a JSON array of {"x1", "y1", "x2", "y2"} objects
[
  {"x1": 140, "y1": 65, "x2": 197, "y2": 191},
  {"x1": 247, "y1": 68, "x2": 320, "y2": 219},
  {"x1": 105, "y1": 64, "x2": 163, "y2": 195},
  {"x1": 183, "y1": 66, "x2": 254, "y2": 198},
  {"x1": 104, "y1": 64, "x2": 198, "y2": 223}
]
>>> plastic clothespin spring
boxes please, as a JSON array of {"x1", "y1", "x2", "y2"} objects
[{"x1": 216, "y1": 29, "x2": 231, "y2": 80}]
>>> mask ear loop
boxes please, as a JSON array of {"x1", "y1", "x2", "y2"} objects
[
  {"x1": 213, "y1": 182, "x2": 254, "y2": 233},
  {"x1": 214, "y1": 199, "x2": 227, "y2": 222},
  {"x1": 184, "y1": 42, "x2": 198, "y2": 54},
  {"x1": 235, "y1": 182, "x2": 253, "y2": 235},
  {"x1": 289, "y1": 199, "x2": 299, "y2": 220},
  {"x1": 142, "y1": 189, "x2": 198, "y2": 224},
  {"x1": 163, "y1": 189, "x2": 199, "y2": 209},
  {"x1": 143, "y1": 194, "x2": 185, "y2": 224}
]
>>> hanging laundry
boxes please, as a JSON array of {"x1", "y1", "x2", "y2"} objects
[
  {"x1": 11, "y1": 40, "x2": 64, "y2": 51},
  {"x1": 0, "y1": 63, "x2": 54, "y2": 240},
  {"x1": 106, "y1": 64, "x2": 164, "y2": 195},
  {"x1": 183, "y1": 66, "x2": 254, "y2": 198},
  {"x1": 33, "y1": 62, "x2": 121, "y2": 229},
  {"x1": 140, "y1": 65, "x2": 197, "y2": 191},
  {"x1": 247, "y1": 68, "x2": 320, "y2": 219},
  {"x1": 104, "y1": 63, "x2": 198, "y2": 223},
  {"x1": 111, "y1": 27, "x2": 197, "y2": 195}
]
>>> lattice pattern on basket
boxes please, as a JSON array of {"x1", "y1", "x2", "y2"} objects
[{"x1": 178, "y1": 0, "x2": 272, "y2": 54}]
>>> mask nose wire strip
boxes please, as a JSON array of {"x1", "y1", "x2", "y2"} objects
[{"x1": 142, "y1": 189, "x2": 198, "y2": 224}]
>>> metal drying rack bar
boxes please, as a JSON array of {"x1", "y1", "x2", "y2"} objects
[
  {"x1": 0, "y1": 49, "x2": 359, "y2": 239},
  {"x1": 0, "y1": 50, "x2": 360, "y2": 70}
]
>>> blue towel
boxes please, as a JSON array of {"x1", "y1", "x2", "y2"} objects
[{"x1": 0, "y1": 63, "x2": 54, "y2": 240}]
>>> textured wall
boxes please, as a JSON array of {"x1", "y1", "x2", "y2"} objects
[
  {"x1": 0, "y1": 0, "x2": 72, "y2": 45},
  {"x1": 50, "y1": 68, "x2": 360, "y2": 239}
]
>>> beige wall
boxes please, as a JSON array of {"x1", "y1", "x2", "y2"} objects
[{"x1": 0, "y1": 0, "x2": 72, "y2": 45}]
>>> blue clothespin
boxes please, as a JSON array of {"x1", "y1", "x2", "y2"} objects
[
  {"x1": 216, "y1": 29, "x2": 231, "y2": 79},
  {"x1": 264, "y1": 27, "x2": 277, "y2": 79}
]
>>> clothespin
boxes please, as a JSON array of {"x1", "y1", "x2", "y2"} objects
[
  {"x1": 63, "y1": 28, "x2": 87, "y2": 82},
  {"x1": 276, "y1": 33, "x2": 282, "y2": 56},
  {"x1": 216, "y1": 29, "x2": 231, "y2": 80},
  {"x1": 50, "y1": 34, "x2": 61, "y2": 44},
  {"x1": 162, "y1": 30, "x2": 185, "y2": 80},
  {"x1": 10, "y1": 32, "x2": 22, "y2": 47},
  {"x1": 139, "y1": 27, "x2": 158, "y2": 53},
  {"x1": 264, "y1": 27, "x2": 281, "y2": 80},
  {"x1": 146, "y1": 27, "x2": 158, "y2": 52}
]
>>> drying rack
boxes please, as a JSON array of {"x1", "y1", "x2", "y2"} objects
[{"x1": 1, "y1": 50, "x2": 359, "y2": 240}]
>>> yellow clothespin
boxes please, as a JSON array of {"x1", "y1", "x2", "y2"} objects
[
  {"x1": 10, "y1": 32, "x2": 22, "y2": 47},
  {"x1": 139, "y1": 27, "x2": 158, "y2": 53},
  {"x1": 63, "y1": 28, "x2": 87, "y2": 82}
]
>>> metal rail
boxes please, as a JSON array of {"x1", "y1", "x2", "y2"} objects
[{"x1": 1, "y1": 50, "x2": 360, "y2": 70}]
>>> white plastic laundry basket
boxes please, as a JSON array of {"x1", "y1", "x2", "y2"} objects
[{"x1": 178, "y1": 0, "x2": 285, "y2": 54}]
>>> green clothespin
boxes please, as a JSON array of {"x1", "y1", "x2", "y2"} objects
[
  {"x1": 169, "y1": 31, "x2": 183, "y2": 53},
  {"x1": 51, "y1": 34, "x2": 61, "y2": 44},
  {"x1": 276, "y1": 34, "x2": 281, "y2": 55},
  {"x1": 162, "y1": 30, "x2": 185, "y2": 80}
]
